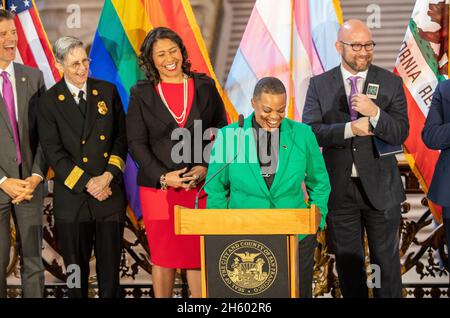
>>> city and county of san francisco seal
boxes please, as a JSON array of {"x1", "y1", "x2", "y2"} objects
[{"x1": 219, "y1": 239, "x2": 277, "y2": 295}]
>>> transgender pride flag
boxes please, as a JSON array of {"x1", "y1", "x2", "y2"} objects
[{"x1": 225, "y1": 0, "x2": 343, "y2": 121}]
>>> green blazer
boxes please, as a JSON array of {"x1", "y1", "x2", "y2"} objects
[{"x1": 205, "y1": 113, "x2": 331, "y2": 240}]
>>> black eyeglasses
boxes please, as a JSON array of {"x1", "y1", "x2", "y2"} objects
[{"x1": 340, "y1": 41, "x2": 376, "y2": 52}]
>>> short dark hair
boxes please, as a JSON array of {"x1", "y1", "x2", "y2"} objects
[
  {"x1": 139, "y1": 27, "x2": 192, "y2": 84},
  {"x1": 0, "y1": 9, "x2": 15, "y2": 22},
  {"x1": 252, "y1": 77, "x2": 286, "y2": 100}
]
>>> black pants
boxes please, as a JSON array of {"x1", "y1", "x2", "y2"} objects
[
  {"x1": 443, "y1": 208, "x2": 450, "y2": 276},
  {"x1": 326, "y1": 177, "x2": 402, "y2": 298},
  {"x1": 55, "y1": 209, "x2": 124, "y2": 298},
  {"x1": 298, "y1": 234, "x2": 317, "y2": 298}
]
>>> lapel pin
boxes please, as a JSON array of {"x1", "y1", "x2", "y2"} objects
[
  {"x1": 366, "y1": 83, "x2": 379, "y2": 99},
  {"x1": 92, "y1": 89, "x2": 98, "y2": 96},
  {"x1": 58, "y1": 94, "x2": 65, "y2": 101}
]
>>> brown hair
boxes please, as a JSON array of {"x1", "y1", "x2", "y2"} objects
[{"x1": 0, "y1": 9, "x2": 15, "y2": 22}]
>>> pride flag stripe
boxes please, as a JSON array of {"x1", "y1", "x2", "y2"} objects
[{"x1": 225, "y1": 0, "x2": 341, "y2": 121}]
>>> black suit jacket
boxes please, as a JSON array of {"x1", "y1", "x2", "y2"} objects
[
  {"x1": 302, "y1": 65, "x2": 408, "y2": 211},
  {"x1": 37, "y1": 78, "x2": 127, "y2": 221},
  {"x1": 126, "y1": 73, "x2": 228, "y2": 188}
]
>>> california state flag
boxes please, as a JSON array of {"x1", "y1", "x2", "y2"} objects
[{"x1": 394, "y1": 0, "x2": 448, "y2": 221}]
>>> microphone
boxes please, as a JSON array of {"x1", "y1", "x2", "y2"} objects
[
  {"x1": 238, "y1": 113, "x2": 244, "y2": 128},
  {"x1": 194, "y1": 114, "x2": 244, "y2": 209}
]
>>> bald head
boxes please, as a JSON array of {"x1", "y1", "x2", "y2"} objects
[
  {"x1": 336, "y1": 19, "x2": 374, "y2": 74},
  {"x1": 338, "y1": 19, "x2": 372, "y2": 42}
]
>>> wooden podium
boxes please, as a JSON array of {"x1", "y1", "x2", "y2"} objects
[{"x1": 174, "y1": 205, "x2": 320, "y2": 298}]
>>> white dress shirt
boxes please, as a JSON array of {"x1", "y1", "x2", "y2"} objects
[
  {"x1": 341, "y1": 65, "x2": 380, "y2": 177},
  {"x1": 0, "y1": 62, "x2": 42, "y2": 185},
  {"x1": 0, "y1": 62, "x2": 18, "y2": 120},
  {"x1": 65, "y1": 78, "x2": 87, "y2": 104}
]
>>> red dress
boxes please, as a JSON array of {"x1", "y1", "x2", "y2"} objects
[{"x1": 139, "y1": 79, "x2": 205, "y2": 268}]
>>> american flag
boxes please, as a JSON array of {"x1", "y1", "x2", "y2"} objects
[{"x1": 2, "y1": 0, "x2": 60, "y2": 88}]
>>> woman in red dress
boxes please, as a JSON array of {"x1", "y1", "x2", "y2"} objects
[{"x1": 126, "y1": 27, "x2": 228, "y2": 297}]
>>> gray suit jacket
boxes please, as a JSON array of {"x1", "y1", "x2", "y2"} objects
[{"x1": 0, "y1": 62, "x2": 46, "y2": 204}]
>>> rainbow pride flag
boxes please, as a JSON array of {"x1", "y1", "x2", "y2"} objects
[
  {"x1": 225, "y1": 0, "x2": 342, "y2": 121},
  {"x1": 89, "y1": 0, "x2": 235, "y2": 219}
]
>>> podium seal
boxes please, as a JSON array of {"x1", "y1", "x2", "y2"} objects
[{"x1": 219, "y1": 239, "x2": 278, "y2": 295}]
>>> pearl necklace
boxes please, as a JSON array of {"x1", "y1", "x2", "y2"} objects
[{"x1": 157, "y1": 74, "x2": 188, "y2": 124}]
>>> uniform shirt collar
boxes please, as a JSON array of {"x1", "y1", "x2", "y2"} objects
[{"x1": 65, "y1": 78, "x2": 87, "y2": 99}]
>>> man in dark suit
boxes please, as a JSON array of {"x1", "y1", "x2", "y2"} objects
[
  {"x1": 0, "y1": 9, "x2": 46, "y2": 298},
  {"x1": 302, "y1": 19, "x2": 408, "y2": 298},
  {"x1": 37, "y1": 36, "x2": 127, "y2": 298},
  {"x1": 422, "y1": 80, "x2": 450, "y2": 274}
]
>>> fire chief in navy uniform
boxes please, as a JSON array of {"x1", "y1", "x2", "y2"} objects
[{"x1": 37, "y1": 36, "x2": 127, "y2": 298}]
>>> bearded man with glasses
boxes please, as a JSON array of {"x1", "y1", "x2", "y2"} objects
[{"x1": 303, "y1": 19, "x2": 408, "y2": 298}]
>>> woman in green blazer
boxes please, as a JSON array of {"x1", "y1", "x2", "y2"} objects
[{"x1": 205, "y1": 77, "x2": 331, "y2": 297}]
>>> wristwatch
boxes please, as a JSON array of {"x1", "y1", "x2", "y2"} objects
[{"x1": 160, "y1": 173, "x2": 168, "y2": 190}]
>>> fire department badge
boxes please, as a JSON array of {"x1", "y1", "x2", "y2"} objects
[{"x1": 97, "y1": 101, "x2": 108, "y2": 115}]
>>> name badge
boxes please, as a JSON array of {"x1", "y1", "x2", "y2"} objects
[{"x1": 366, "y1": 83, "x2": 379, "y2": 99}]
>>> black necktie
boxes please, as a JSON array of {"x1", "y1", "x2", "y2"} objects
[{"x1": 78, "y1": 90, "x2": 87, "y2": 117}]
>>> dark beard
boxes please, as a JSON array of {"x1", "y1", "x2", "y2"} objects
[{"x1": 343, "y1": 55, "x2": 372, "y2": 73}]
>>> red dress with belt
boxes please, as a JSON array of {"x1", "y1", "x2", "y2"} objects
[{"x1": 139, "y1": 79, "x2": 205, "y2": 269}]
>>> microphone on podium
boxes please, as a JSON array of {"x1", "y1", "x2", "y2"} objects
[
  {"x1": 194, "y1": 114, "x2": 244, "y2": 209},
  {"x1": 237, "y1": 113, "x2": 244, "y2": 128}
]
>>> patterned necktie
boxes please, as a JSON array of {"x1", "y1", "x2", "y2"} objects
[
  {"x1": 1, "y1": 71, "x2": 21, "y2": 165},
  {"x1": 78, "y1": 90, "x2": 87, "y2": 117},
  {"x1": 347, "y1": 76, "x2": 360, "y2": 121}
]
